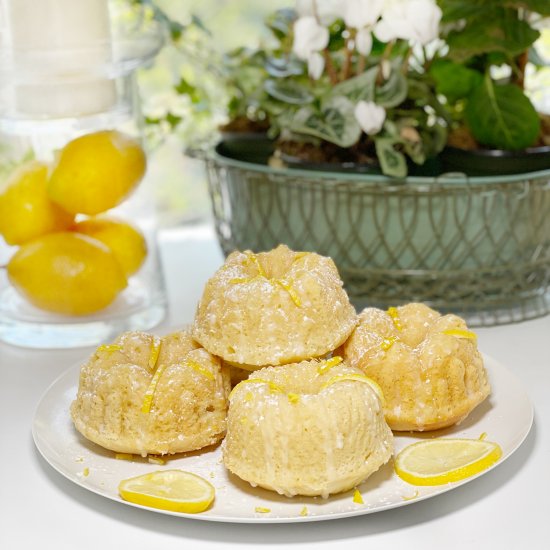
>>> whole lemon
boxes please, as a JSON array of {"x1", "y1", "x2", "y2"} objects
[
  {"x1": 0, "y1": 160, "x2": 73, "y2": 245},
  {"x1": 48, "y1": 130, "x2": 147, "y2": 216},
  {"x1": 74, "y1": 216, "x2": 148, "y2": 276},
  {"x1": 7, "y1": 232, "x2": 128, "y2": 315}
]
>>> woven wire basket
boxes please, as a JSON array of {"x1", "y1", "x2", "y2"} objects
[{"x1": 206, "y1": 146, "x2": 550, "y2": 326}]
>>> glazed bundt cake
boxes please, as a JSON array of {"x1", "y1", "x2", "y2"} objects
[
  {"x1": 222, "y1": 358, "x2": 393, "y2": 498},
  {"x1": 70, "y1": 330, "x2": 231, "y2": 456},
  {"x1": 192, "y1": 244, "x2": 357, "y2": 369},
  {"x1": 342, "y1": 303, "x2": 491, "y2": 431}
]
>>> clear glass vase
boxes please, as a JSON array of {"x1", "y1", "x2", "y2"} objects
[{"x1": 0, "y1": 0, "x2": 167, "y2": 348}]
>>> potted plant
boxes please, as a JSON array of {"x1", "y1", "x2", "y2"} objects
[
  {"x1": 215, "y1": 1, "x2": 450, "y2": 178},
  {"x1": 432, "y1": 0, "x2": 550, "y2": 174},
  {"x1": 142, "y1": 1, "x2": 550, "y2": 324}
]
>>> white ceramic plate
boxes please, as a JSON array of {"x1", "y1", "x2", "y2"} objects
[{"x1": 32, "y1": 355, "x2": 533, "y2": 523}]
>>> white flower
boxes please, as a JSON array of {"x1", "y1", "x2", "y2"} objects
[
  {"x1": 354, "y1": 101, "x2": 386, "y2": 135},
  {"x1": 307, "y1": 51, "x2": 325, "y2": 79},
  {"x1": 296, "y1": 0, "x2": 342, "y2": 25},
  {"x1": 293, "y1": 16, "x2": 330, "y2": 61},
  {"x1": 374, "y1": 0, "x2": 442, "y2": 45},
  {"x1": 355, "y1": 27, "x2": 373, "y2": 56},
  {"x1": 344, "y1": 0, "x2": 385, "y2": 29}
]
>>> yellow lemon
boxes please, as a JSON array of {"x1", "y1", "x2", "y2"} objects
[
  {"x1": 74, "y1": 216, "x2": 147, "y2": 276},
  {"x1": 394, "y1": 438, "x2": 502, "y2": 486},
  {"x1": 0, "y1": 160, "x2": 73, "y2": 245},
  {"x1": 7, "y1": 232, "x2": 127, "y2": 315},
  {"x1": 118, "y1": 470, "x2": 215, "y2": 513},
  {"x1": 48, "y1": 130, "x2": 147, "y2": 215}
]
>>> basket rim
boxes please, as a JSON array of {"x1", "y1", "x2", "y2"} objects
[{"x1": 210, "y1": 144, "x2": 550, "y2": 187}]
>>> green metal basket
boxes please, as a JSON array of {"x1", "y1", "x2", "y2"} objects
[{"x1": 205, "y1": 144, "x2": 550, "y2": 326}]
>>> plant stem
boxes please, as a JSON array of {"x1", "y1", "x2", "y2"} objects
[
  {"x1": 357, "y1": 53, "x2": 366, "y2": 75},
  {"x1": 514, "y1": 50, "x2": 528, "y2": 90},
  {"x1": 340, "y1": 36, "x2": 354, "y2": 81},
  {"x1": 377, "y1": 41, "x2": 394, "y2": 85},
  {"x1": 324, "y1": 50, "x2": 339, "y2": 84}
]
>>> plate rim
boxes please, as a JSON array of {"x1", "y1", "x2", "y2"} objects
[{"x1": 32, "y1": 353, "x2": 534, "y2": 524}]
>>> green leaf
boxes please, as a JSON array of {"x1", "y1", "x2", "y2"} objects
[
  {"x1": 375, "y1": 63, "x2": 408, "y2": 108},
  {"x1": 375, "y1": 138, "x2": 408, "y2": 178},
  {"x1": 465, "y1": 77, "x2": 540, "y2": 149},
  {"x1": 331, "y1": 66, "x2": 378, "y2": 102},
  {"x1": 445, "y1": 8, "x2": 540, "y2": 61},
  {"x1": 430, "y1": 60, "x2": 483, "y2": 102},
  {"x1": 265, "y1": 8, "x2": 296, "y2": 41},
  {"x1": 265, "y1": 56, "x2": 304, "y2": 78},
  {"x1": 264, "y1": 78, "x2": 314, "y2": 105},
  {"x1": 290, "y1": 97, "x2": 361, "y2": 148}
]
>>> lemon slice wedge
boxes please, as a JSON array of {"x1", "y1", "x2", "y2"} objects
[
  {"x1": 394, "y1": 438, "x2": 502, "y2": 486},
  {"x1": 118, "y1": 470, "x2": 215, "y2": 513}
]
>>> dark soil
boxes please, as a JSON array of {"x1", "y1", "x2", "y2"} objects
[{"x1": 277, "y1": 134, "x2": 379, "y2": 166}]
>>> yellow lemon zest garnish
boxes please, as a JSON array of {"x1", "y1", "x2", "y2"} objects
[
  {"x1": 300, "y1": 506, "x2": 308, "y2": 516},
  {"x1": 148, "y1": 456, "x2": 165, "y2": 465},
  {"x1": 317, "y1": 355, "x2": 343, "y2": 374},
  {"x1": 229, "y1": 378, "x2": 283, "y2": 399},
  {"x1": 244, "y1": 391, "x2": 254, "y2": 402},
  {"x1": 320, "y1": 374, "x2": 385, "y2": 404},
  {"x1": 97, "y1": 344, "x2": 122, "y2": 354},
  {"x1": 75, "y1": 456, "x2": 84, "y2": 463},
  {"x1": 380, "y1": 336, "x2": 397, "y2": 351},
  {"x1": 82, "y1": 467, "x2": 90, "y2": 477},
  {"x1": 478, "y1": 432, "x2": 488, "y2": 440},
  {"x1": 183, "y1": 359, "x2": 214, "y2": 380},
  {"x1": 274, "y1": 278, "x2": 301, "y2": 307},
  {"x1": 115, "y1": 453, "x2": 134, "y2": 461},
  {"x1": 442, "y1": 328, "x2": 477, "y2": 340},
  {"x1": 402, "y1": 490, "x2": 419, "y2": 501},
  {"x1": 287, "y1": 392, "x2": 300, "y2": 404},
  {"x1": 352, "y1": 489, "x2": 364, "y2": 504},
  {"x1": 148, "y1": 337, "x2": 162, "y2": 370},
  {"x1": 387, "y1": 307, "x2": 403, "y2": 331},
  {"x1": 141, "y1": 363, "x2": 168, "y2": 414},
  {"x1": 244, "y1": 252, "x2": 267, "y2": 278},
  {"x1": 255, "y1": 507, "x2": 271, "y2": 513}
]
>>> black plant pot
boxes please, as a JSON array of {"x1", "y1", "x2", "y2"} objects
[{"x1": 440, "y1": 145, "x2": 550, "y2": 176}]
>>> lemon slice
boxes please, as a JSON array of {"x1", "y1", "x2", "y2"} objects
[
  {"x1": 118, "y1": 470, "x2": 215, "y2": 513},
  {"x1": 394, "y1": 438, "x2": 502, "y2": 486}
]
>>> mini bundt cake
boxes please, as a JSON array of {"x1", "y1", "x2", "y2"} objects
[
  {"x1": 192, "y1": 244, "x2": 357, "y2": 369},
  {"x1": 342, "y1": 303, "x2": 491, "y2": 431},
  {"x1": 222, "y1": 358, "x2": 393, "y2": 498},
  {"x1": 70, "y1": 330, "x2": 231, "y2": 456}
]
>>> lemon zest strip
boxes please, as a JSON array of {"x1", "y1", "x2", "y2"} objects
[
  {"x1": 141, "y1": 363, "x2": 168, "y2": 414},
  {"x1": 244, "y1": 252, "x2": 267, "y2": 278},
  {"x1": 115, "y1": 453, "x2": 134, "y2": 461},
  {"x1": 380, "y1": 336, "x2": 397, "y2": 351},
  {"x1": 255, "y1": 507, "x2": 271, "y2": 513},
  {"x1": 387, "y1": 307, "x2": 403, "y2": 331},
  {"x1": 148, "y1": 337, "x2": 162, "y2": 370},
  {"x1": 317, "y1": 356, "x2": 343, "y2": 374},
  {"x1": 352, "y1": 489, "x2": 364, "y2": 504},
  {"x1": 183, "y1": 359, "x2": 215, "y2": 380},
  {"x1": 83, "y1": 467, "x2": 90, "y2": 477},
  {"x1": 442, "y1": 328, "x2": 477, "y2": 340},
  {"x1": 300, "y1": 506, "x2": 308, "y2": 516},
  {"x1": 97, "y1": 344, "x2": 122, "y2": 354},
  {"x1": 287, "y1": 392, "x2": 300, "y2": 404},
  {"x1": 274, "y1": 278, "x2": 301, "y2": 307}
]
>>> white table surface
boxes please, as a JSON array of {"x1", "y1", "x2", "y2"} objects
[{"x1": 1, "y1": 224, "x2": 548, "y2": 550}]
